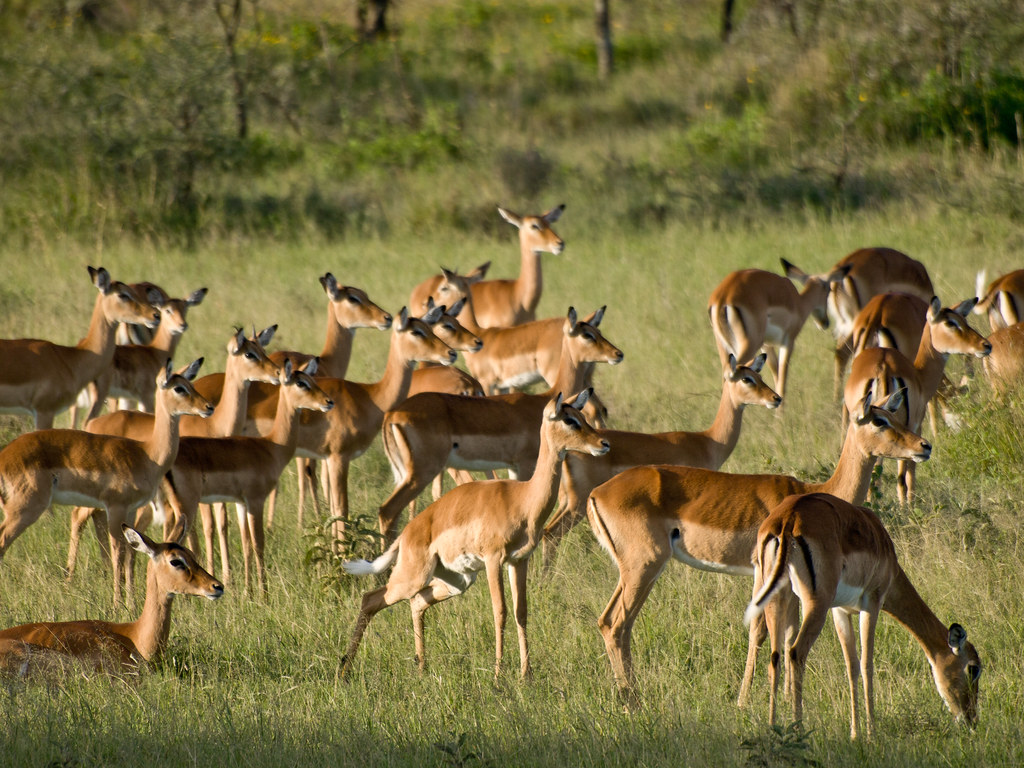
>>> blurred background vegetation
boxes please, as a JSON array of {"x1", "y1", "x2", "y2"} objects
[{"x1": 2, "y1": 0, "x2": 1023, "y2": 249}]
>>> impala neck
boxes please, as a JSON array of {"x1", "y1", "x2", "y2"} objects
[
  {"x1": 120, "y1": 563, "x2": 175, "y2": 662},
  {"x1": 266, "y1": 387, "x2": 305, "y2": 453},
  {"x1": 206, "y1": 359, "x2": 252, "y2": 437},
  {"x1": 884, "y1": 566, "x2": 953, "y2": 666},
  {"x1": 144, "y1": 391, "x2": 183, "y2": 472},
  {"x1": 700, "y1": 385, "x2": 747, "y2": 469},
  {"x1": 812, "y1": 425, "x2": 876, "y2": 505},
  {"x1": 319, "y1": 311, "x2": 356, "y2": 379},
  {"x1": 545, "y1": 341, "x2": 588, "y2": 399},
  {"x1": 911, "y1": 322, "x2": 949, "y2": 397},
  {"x1": 148, "y1": 323, "x2": 181, "y2": 357},
  {"x1": 365, "y1": 330, "x2": 416, "y2": 413},
  {"x1": 520, "y1": 430, "x2": 567, "y2": 537},
  {"x1": 76, "y1": 294, "x2": 119, "y2": 361},
  {"x1": 514, "y1": 241, "x2": 543, "y2": 317}
]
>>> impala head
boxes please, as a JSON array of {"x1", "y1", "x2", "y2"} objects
[
  {"x1": 564, "y1": 306, "x2": 624, "y2": 366},
  {"x1": 393, "y1": 306, "x2": 458, "y2": 366},
  {"x1": 545, "y1": 389, "x2": 610, "y2": 458},
  {"x1": 159, "y1": 287, "x2": 208, "y2": 337},
  {"x1": 435, "y1": 265, "x2": 488, "y2": 309},
  {"x1": 925, "y1": 296, "x2": 992, "y2": 358},
  {"x1": 424, "y1": 297, "x2": 483, "y2": 353},
  {"x1": 726, "y1": 353, "x2": 782, "y2": 409},
  {"x1": 931, "y1": 623, "x2": 981, "y2": 726},
  {"x1": 228, "y1": 325, "x2": 282, "y2": 385},
  {"x1": 851, "y1": 387, "x2": 931, "y2": 462},
  {"x1": 498, "y1": 204, "x2": 565, "y2": 255},
  {"x1": 781, "y1": 259, "x2": 852, "y2": 331},
  {"x1": 122, "y1": 523, "x2": 224, "y2": 600},
  {"x1": 159, "y1": 358, "x2": 215, "y2": 418},
  {"x1": 89, "y1": 266, "x2": 163, "y2": 329},
  {"x1": 280, "y1": 358, "x2": 335, "y2": 413},
  {"x1": 320, "y1": 273, "x2": 393, "y2": 331}
]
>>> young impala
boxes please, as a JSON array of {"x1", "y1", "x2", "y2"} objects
[
  {"x1": 340, "y1": 390, "x2": 609, "y2": 679},
  {"x1": 745, "y1": 492, "x2": 981, "y2": 739}
]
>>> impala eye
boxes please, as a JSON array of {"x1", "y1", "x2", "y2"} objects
[
  {"x1": 346, "y1": 295, "x2": 362, "y2": 305},
  {"x1": 169, "y1": 558, "x2": 187, "y2": 571},
  {"x1": 563, "y1": 416, "x2": 581, "y2": 430},
  {"x1": 871, "y1": 417, "x2": 890, "y2": 429},
  {"x1": 173, "y1": 386, "x2": 188, "y2": 396},
  {"x1": 244, "y1": 351, "x2": 256, "y2": 360},
  {"x1": 297, "y1": 379, "x2": 310, "y2": 390},
  {"x1": 412, "y1": 329, "x2": 426, "y2": 338}
]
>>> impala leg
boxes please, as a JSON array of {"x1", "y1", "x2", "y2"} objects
[
  {"x1": 246, "y1": 500, "x2": 268, "y2": 596},
  {"x1": 541, "y1": 494, "x2": 586, "y2": 572},
  {"x1": 212, "y1": 503, "x2": 231, "y2": 585},
  {"x1": 775, "y1": 343, "x2": 793, "y2": 401},
  {"x1": 327, "y1": 455, "x2": 350, "y2": 544},
  {"x1": 787, "y1": 600, "x2": 833, "y2": 727},
  {"x1": 410, "y1": 581, "x2": 458, "y2": 672},
  {"x1": 832, "y1": 608, "x2": 861, "y2": 740},
  {"x1": 859, "y1": 603, "x2": 882, "y2": 739},
  {"x1": 66, "y1": 506, "x2": 95, "y2": 581},
  {"x1": 378, "y1": 470, "x2": 436, "y2": 547},
  {"x1": 484, "y1": 556, "x2": 507, "y2": 679},
  {"x1": 235, "y1": 503, "x2": 254, "y2": 595},
  {"x1": 0, "y1": 492, "x2": 49, "y2": 558},
  {"x1": 509, "y1": 560, "x2": 531, "y2": 680},
  {"x1": 765, "y1": 597, "x2": 787, "y2": 727},
  {"x1": 597, "y1": 563, "x2": 662, "y2": 704},
  {"x1": 266, "y1": 485, "x2": 277, "y2": 530},
  {"x1": 199, "y1": 503, "x2": 216, "y2": 575}
]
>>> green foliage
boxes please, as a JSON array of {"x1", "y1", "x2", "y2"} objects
[{"x1": 740, "y1": 723, "x2": 821, "y2": 768}]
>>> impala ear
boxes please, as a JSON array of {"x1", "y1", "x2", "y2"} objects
[
  {"x1": 146, "y1": 287, "x2": 166, "y2": 307},
  {"x1": 948, "y1": 623, "x2": 968, "y2": 656},
  {"x1": 727, "y1": 354, "x2": 739, "y2": 375},
  {"x1": 161, "y1": 358, "x2": 174, "y2": 387},
  {"x1": 179, "y1": 357, "x2": 204, "y2": 382},
  {"x1": 467, "y1": 261, "x2": 491, "y2": 282},
  {"x1": 256, "y1": 324, "x2": 277, "y2": 347},
  {"x1": 303, "y1": 356, "x2": 320, "y2": 377},
  {"x1": 88, "y1": 266, "x2": 112, "y2": 294},
  {"x1": 543, "y1": 203, "x2": 565, "y2": 224},
  {"x1": 569, "y1": 387, "x2": 592, "y2": 411},
  {"x1": 320, "y1": 272, "x2": 341, "y2": 299},
  {"x1": 167, "y1": 515, "x2": 189, "y2": 545},
  {"x1": 550, "y1": 392, "x2": 565, "y2": 418},
  {"x1": 927, "y1": 296, "x2": 942, "y2": 322},
  {"x1": 585, "y1": 305, "x2": 607, "y2": 327},
  {"x1": 829, "y1": 264, "x2": 853, "y2": 283},
  {"x1": 441, "y1": 266, "x2": 458, "y2": 281},
  {"x1": 497, "y1": 205, "x2": 522, "y2": 228},
  {"x1": 448, "y1": 297, "x2": 466, "y2": 318},
  {"x1": 396, "y1": 306, "x2": 411, "y2": 330},
  {"x1": 122, "y1": 524, "x2": 157, "y2": 557},
  {"x1": 187, "y1": 287, "x2": 208, "y2": 306},
  {"x1": 282, "y1": 357, "x2": 294, "y2": 381},
  {"x1": 422, "y1": 302, "x2": 444, "y2": 325},
  {"x1": 566, "y1": 306, "x2": 578, "y2": 332},
  {"x1": 781, "y1": 259, "x2": 809, "y2": 285},
  {"x1": 751, "y1": 353, "x2": 767, "y2": 373},
  {"x1": 231, "y1": 327, "x2": 246, "y2": 353},
  {"x1": 881, "y1": 388, "x2": 906, "y2": 414},
  {"x1": 952, "y1": 297, "x2": 979, "y2": 317}
]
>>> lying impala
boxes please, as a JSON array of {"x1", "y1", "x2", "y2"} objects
[
  {"x1": 66, "y1": 327, "x2": 282, "y2": 582},
  {"x1": 376, "y1": 307, "x2": 624, "y2": 545},
  {"x1": 0, "y1": 522, "x2": 223, "y2": 677},
  {"x1": 584, "y1": 389, "x2": 930, "y2": 701},
  {"x1": 0, "y1": 266, "x2": 162, "y2": 430},
  {"x1": 708, "y1": 259, "x2": 850, "y2": 399},
  {"x1": 541, "y1": 353, "x2": 781, "y2": 566},
  {"x1": 409, "y1": 204, "x2": 565, "y2": 328},
  {"x1": 745, "y1": 492, "x2": 981, "y2": 739},
  {"x1": 826, "y1": 248, "x2": 934, "y2": 398},
  {"x1": 0, "y1": 359, "x2": 213, "y2": 605},
  {"x1": 975, "y1": 268, "x2": 1024, "y2": 331},
  {"x1": 340, "y1": 390, "x2": 609, "y2": 679},
  {"x1": 842, "y1": 296, "x2": 991, "y2": 503}
]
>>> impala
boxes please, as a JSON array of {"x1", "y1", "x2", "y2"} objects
[
  {"x1": 0, "y1": 359, "x2": 213, "y2": 605},
  {"x1": 584, "y1": 389, "x2": 930, "y2": 701},
  {"x1": 708, "y1": 259, "x2": 850, "y2": 400},
  {"x1": 408, "y1": 204, "x2": 565, "y2": 328},
  {"x1": 842, "y1": 297, "x2": 990, "y2": 503},
  {"x1": 975, "y1": 268, "x2": 1024, "y2": 331},
  {"x1": 541, "y1": 354, "x2": 781, "y2": 566},
  {"x1": 66, "y1": 327, "x2": 282, "y2": 580},
  {"x1": 826, "y1": 248, "x2": 934, "y2": 398},
  {"x1": 76, "y1": 287, "x2": 208, "y2": 425},
  {"x1": 161, "y1": 358, "x2": 334, "y2": 593},
  {"x1": 0, "y1": 522, "x2": 223, "y2": 677},
  {"x1": 745, "y1": 492, "x2": 981, "y2": 738},
  {"x1": 376, "y1": 307, "x2": 624, "y2": 545},
  {"x1": 340, "y1": 390, "x2": 609, "y2": 679},
  {"x1": 982, "y1": 318, "x2": 1024, "y2": 394},
  {"x1": 0, "y1": 266, "x2": 162, "y2": 430},
  {"x1": 246, "y1": 307, "x2": 456, "y2": 542}
]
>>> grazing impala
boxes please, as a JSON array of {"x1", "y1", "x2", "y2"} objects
[
  {"x1": 0, "y1": 266, "x2": 162, "y2": 430},
  {"x1": 745, "y1": 493, "x2": 981, "y2": 738},
  {"x1": 541, "y1": 354, "x2": 781, "y2": 566},
  {"x1": 0, "y1": 359, "x2": 213, "y2": 605},
  {"x1": 975, "y1": 268, "x2": 1024, "y2": 331},
  {"x1": 708, "y1": 259, "x2": 850, "y2": 399},
  {"x1": 376, "y1": 307, "x2": 624, "y2": 545},
  {"x1": 826, "y1": 248, "x2": 934, "y2": 398},
  {"x1": 340, "y1": 390, "x2": 609, "y2": 679},
  {"x1": 160, "y1": 358, "x2": 334, "y2": 593},
  {"x1": 66, "y1": 327, "x2": 282, "y2": 580},
  {"x1": 0, "y1": 522, "x2": 223, "y2": 677},
  {"x1": 842, "y1": 297, "x2": 991, "y2": 503},
  {"x1": 584, "y1": 389, "x2": 930, "y2": 701},
  {"x1": 409, "y1": 204, "x2": 565, "y2": 328}
]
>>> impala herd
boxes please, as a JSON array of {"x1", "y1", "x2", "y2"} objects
[{"x1": 1, "y1": 209, "x2": 1017, "y2": 739}]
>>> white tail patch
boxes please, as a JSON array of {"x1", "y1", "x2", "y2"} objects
[{"x1": 342, "y1": 546, "x2": 398, "y2": 577}]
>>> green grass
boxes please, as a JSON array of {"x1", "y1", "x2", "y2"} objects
[{"x1": 2, "y1": 197, "x2": 1023, "y2": 766}]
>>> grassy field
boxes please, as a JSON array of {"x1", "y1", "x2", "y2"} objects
[{"x1": 3, "y1": 0, "x2": 1024, "y2": 765}]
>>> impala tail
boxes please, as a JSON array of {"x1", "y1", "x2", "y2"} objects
[
  {"x1": 343, "y1": 540, "x2": 400, "y2": 577},
  {"x1": 743, "y1": 531, "x2": 793, "y2": 626},
  {"x1": 974, "y1": 270, "x2": 988, "y2": 312}
]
